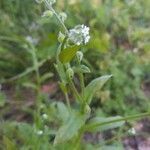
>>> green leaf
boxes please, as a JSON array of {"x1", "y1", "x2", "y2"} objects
[
  {"x1": 85, "y1": 116, "x2": 125, "y2": 132},
  {"x1": 73, "y1": 65, "x2": 91, "y2": 73},
  {"x1": 83, "y1": 75, "x2": 112, "y2": 104},
  {"x1": 54, "y1": 63, "x2": 67, "y2": 83},
  {"x1": 59, "y1": 46, "x2": 80, "y2": 63},
  {"x1": 3, "y1": 136, "x2": 17, "y2": 150},
  {"x1": 56, "y1": 102, "x2": 69, "y2": 122},
  {"x1": 54, "y1": 111, "x2": 88, "y2": 145}
]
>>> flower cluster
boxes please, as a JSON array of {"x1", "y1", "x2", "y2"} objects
[
  {"x1": 68, "y1": 24, "x2": 90, "y2": 45},
  {"x1": 26, "y1": 36, "x2": 39, "y2": 45}
]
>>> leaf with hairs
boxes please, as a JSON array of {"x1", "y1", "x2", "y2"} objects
[{"x1": 83, "y1": 75, "x2": 112, "y2": 104}]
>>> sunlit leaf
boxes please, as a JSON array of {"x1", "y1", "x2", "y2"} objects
[
  {"x1": 83, "y1": 75, "x2": 112, "y2": 104},
  {"x1": 59, "y1": 46, "x2": 79, "y2": 63}
]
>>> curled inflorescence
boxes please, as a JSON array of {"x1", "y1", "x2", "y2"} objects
[{"x1": 68, "y1": 24, "x2": 90, "y2": 46}]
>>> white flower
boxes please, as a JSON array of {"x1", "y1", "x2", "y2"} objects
[
  {"x1": 42, "y1": 113, "x2": 48, "y2": 120},
  {"x1": 37, "y1": 130, "x2": 43, "y2": 135},
  {"x1": 128, "y1": 128, "x2": 136, "y2": 135},
  {"x1": 68, "y1": 24, "x2": 90, "y2": 45},
  {"x1": 84, "y1": 35, "x2": 90, "y2": 44},
  {"x1": 29, "y1": 22, "x2": 40, "y2": 31},
  {"x1": 26, "y1": 36, "x2": 39, "y2": 45}
]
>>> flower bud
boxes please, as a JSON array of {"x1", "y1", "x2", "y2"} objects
[
  {"x1": 58, "y1": 32, "x2": 65, "y2": 43},
  {"x1": 37, "y1": 130, "x2": 43, "y2": 135},
  {"x1": 128, "y1": 128, "x2": 136, "y2": 135},
  {"x1": 59, "y1": 12, "x2": 67, "y2": 22},
  {"x1": 76, "y1": 51, "x2": 83, "y2": 62},
  {"x1": 68, "y1": 24, "x2": 90, "y2": 46},
  {"x1": 42, "y1": 113, "x2": 48, "y2": 120},
  {"x1": 80, "y1": 65, "x2": 90, "y2": 73},
  {"x1": 66, "y1": 68, "x2": 74, "y2": 79},
  {"x1": 42, "y1": 10, "x2": 53, "y2": 18},
  {"x1": 84, "y1": 104, "x2": 91, "y2": 114}
]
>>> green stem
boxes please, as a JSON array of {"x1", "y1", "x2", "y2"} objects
[
  {"x1": 73, "y1": 132, "x2": 82, "y2": 150},
  {"x1": 30, "y1": 44, "x2": 41, "y2": 127},
  {"x1": 30, "y1": 44, "x2": 41, "y2": 89},
  {"x1": 65, "y1": 93, "x2": 71, "y2": 110},
  {"x1": 0, "y1": 59, "x2": 48, "y2": 84},
  {"x1": 69, "y1": 79, "x2": 82, "y2": 103},
  {"x1": 84, "y1": 112, "x2": 150, "y2": 131},
  {"x1": 79, "y1": 73, "x2": 85, "y2": 96},
  {"x1": 77, "y1": 60, "x2": 85, "y2": 98},
  {"x1": 56, "y1": 45, "x2": 71, "y2": 109},
  {"x1": 45, "y1": 0, "x2": 69, "y2": 35},
  {"x1": 56, "y1": 44, "x2": 61, "y2": 63},
  {"x1": 64, "y1": 0, "x2": 68, "y2": 9},
  {"x1": 0, "y1": 36, "x2": 20, "y2": 43}
]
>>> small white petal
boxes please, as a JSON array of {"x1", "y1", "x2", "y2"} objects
[
  {"x1": 68, "y1": 24, "x2": 90, "y2": 46},
  {"x1": 37, "y1": 130, "x2": 43, "y2": 135},
  {"x1": 128, "y1": 128, "x2": 136, "y2": 135},
  {"x1": 42, "y1": 114, "x2": 48, "y2": 119}
]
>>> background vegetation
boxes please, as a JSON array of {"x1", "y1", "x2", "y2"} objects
[{"x1": 0, "y1": 0, "x2": 149, "y2": 149}]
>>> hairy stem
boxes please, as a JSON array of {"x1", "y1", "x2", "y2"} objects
[
  {"x1": 69, "y1": 79, "x2": 82, "y2": 103},
  {"x1": 45, "y1": 0, "x2": 69, "y2": 35},
  {"x1": 77, "y1": 59, "x2": 85, "y2": 99},
  {"x1": 65, "y1": 93, "x2": 71, "y2": 110},
  {"x1": 56, "y1": 45, "x2": 71, "y2": 109},
  {"x1": 30, "y1": 43, "x2": 41, "y2": 127}
]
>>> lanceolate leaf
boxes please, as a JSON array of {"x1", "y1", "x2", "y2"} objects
[
  {"x1": 56, "y1": 102, "x2": 69, "y2": 123},
  {"x1": 83, "y1": 75, "x2": 112, "y2": 104},
  {"x1": 54, "y1": 111, "x2": 88, "y2": 145},
  {"x1": 85, "y1": 116, "x2": 125, "y2": 132},
  {"x1": 59, "y1": 46, "x2": 80, "y2": 63},
  {"x1": 54, "y1": 62, "x2": 67, "y2": 83}
]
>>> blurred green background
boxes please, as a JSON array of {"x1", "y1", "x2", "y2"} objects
[{"x1": 0, "y1": 0, "x2": 149, "y2": 114}]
